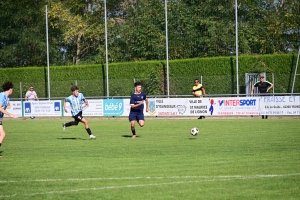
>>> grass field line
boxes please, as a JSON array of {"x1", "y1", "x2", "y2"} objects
[
  {"x1": 0, "y1": 173, "x2": 300, "y2": 198},
  {"x1": 1, "y1": 173, "x2": 300, "y2": 183}
]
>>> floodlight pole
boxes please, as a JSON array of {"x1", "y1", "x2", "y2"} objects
[
  {"x1": 104, "y1": 0, "x2": 109, "y2": 97},
  {"x1": 165, "y1": 0, "x2": 170, "y2": 97},
  {"x1": 235, "y1": 0, "x2": 239, "y2": 96},
  {"x1": 46, "y1": 5, "x2": 50, "y2": 99}
]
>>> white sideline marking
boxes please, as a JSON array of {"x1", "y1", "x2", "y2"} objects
[{"x1": 0, "y1": 173, "x2": 299, "y2": 198}]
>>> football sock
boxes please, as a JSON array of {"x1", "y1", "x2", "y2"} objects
[
  {"x1": 0, "y1": 143, "x2": 1, "y2": 147},
  {"x1": 86, "y1": 128, "x2": 92, "y2": 135},
  {"x1": 132, "y1": 129, "x2": 136, "y2": 135},
  {"x1": 65, "y1": 122, "x2": 72, "y2": 127}
]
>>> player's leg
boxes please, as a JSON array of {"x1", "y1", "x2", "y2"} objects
[
  {"x1": 62, "y1": 120, "x2": 79, "y2": 131},
  {"x1": 130, "y1": 120, "x2": 136, "y2": 138},
  {"x1": 137, "y1": 113, "x2": 145, "y2": 127},
  {"x1": 80, "y1": 117, "x2": 95, "y2": 139},
  {"x1": 129, "y1": 113, "x2": 137, "y2": 138},
  {"x1": 0, "y1": 123, "x2": 6, "y2": 147}
]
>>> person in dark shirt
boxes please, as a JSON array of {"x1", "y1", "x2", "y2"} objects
[
  {"x1": 129, "y1": 82, "x2": 149, "y2": 138},
  {"x1": 251, "y1": 74, "x2": 274, "y2": 119}
]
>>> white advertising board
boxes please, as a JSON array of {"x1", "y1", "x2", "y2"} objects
[
  {"x1": 23, "y1": 101, "x2": 62, "y2": 116},
  {"x1": 4, "y1": 101, "x2": 22, "y2": 117},
  {"x1": 146, "y1": 98, "x2": 211, "y2": 116},
  {"x1": 63, "y1": 100, "x2": 104, "y2": 117},
  {"x1": 258, "y1": 96, "x2": 300, "y2": 115},
  {"x1": 4, "y1": 96, "x2": 300, "y2": 117}
]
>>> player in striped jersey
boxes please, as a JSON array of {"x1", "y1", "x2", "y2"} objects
[{"x1": 62, "y1": 85, "x2": 96, "y2": 139}]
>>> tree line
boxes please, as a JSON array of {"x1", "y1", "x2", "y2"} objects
[{"x1": 0, "y1": 0, "x2": 299, "y2": 67}]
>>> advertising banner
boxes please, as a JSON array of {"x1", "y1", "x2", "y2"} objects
[
  {"x1": 63, "y1": 99, "x2": 104, "y2": 117},
  {"x1": 5, "y1": 96, "x2": 300, "y2": 117},
  {"x1": 146, "y1": 98, "x2": 211, "y2": 116},
  {"x1": 208, "y1": 97, "x2": 260, "y2": 116},
  {"x1": 23, "y1": 101, "x2": 61, "y2": 116},
  {"x1": 4, "y1": 101, "x2": 22, "y2": 117},
  {"x1": 103, "y1": 99, "x2": 124, "y2": 116},
  {"x1": 259, "y1": 96, "x2": 300, "y2": 115}
]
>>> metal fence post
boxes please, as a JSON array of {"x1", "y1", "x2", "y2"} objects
[
  {"x1": 272, "y1": 73, "x2": 274, "y2": 95},
  {"x1": 20, "y1": 82, "x2": 23, "y2": 100}
]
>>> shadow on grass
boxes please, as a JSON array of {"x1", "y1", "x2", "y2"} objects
[
  {"x1": 188, "y1": 138, "x2": 197, "y2": 140},
  {"x1": 57, "y1": 137, "x2": 86, "y2": 140},
  {"x1": 121, "y1": 135, "x2": 139, "y2": 138}
]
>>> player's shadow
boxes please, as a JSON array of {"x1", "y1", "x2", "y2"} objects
[
  {"x1": 121, "y1": 135, "x2": 139, "y2": 138},
  {"x1": 57, "y1": 137, "x2": 86, "y2": 140}
]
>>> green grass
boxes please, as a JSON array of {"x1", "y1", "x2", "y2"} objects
[{"x1": 0, "y1": 117, "x2": 300, "y2": 199}]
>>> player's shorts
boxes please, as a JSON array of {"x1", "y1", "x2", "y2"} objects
[
  {"x1": 129, "y1": 112, "x2": 144, "y2": 122},
  {"x1": 72, "y1": 111, "x2": 84, "y2": 122}
]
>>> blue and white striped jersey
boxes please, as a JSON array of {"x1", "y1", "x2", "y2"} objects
[
  {"x1": 0, "y1": 92, "x2": 9, "y2": 118},
  {"x1": 65, "y1": 93, "x2": 86, "y2": 116}
]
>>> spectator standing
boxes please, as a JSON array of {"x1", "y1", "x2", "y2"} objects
[
  {"x1": 25, "y1": 85, "x2": 39, "y2": 101},
  {"x1": 25, "y1": 85, "x2": 38, "y2": 119},
  {"x1": 192, "y1": 79, "x2": 207, "y2": 119},
  {"x1": 250, "y1": 74, "x2": 274, "y2": 119}
]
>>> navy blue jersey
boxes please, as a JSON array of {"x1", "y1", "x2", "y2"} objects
[{"x1": 130, "y1": 92, "x2": 147, "y2": 113}]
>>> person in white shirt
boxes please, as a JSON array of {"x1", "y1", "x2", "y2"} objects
[
  {"x1": 25, "y1": 85, "x2": 38, "y2": 119},
  {"x1": 25, "y1": 86, "x2": 38, "y2": 101}
]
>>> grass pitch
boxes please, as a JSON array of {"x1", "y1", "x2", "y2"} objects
[{"x1": 0, "y1": 117, "x2": 299, "y2": 199}]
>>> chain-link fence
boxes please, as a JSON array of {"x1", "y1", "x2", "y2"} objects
[{"x1": 11, "y1": 73, "x2": 300, "y2": 100}]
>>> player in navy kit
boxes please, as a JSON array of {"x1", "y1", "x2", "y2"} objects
[{"x1": 129, "y1": 82, "x2": 149, "y2": 138}]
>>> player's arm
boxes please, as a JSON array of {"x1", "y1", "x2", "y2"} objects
[
  {"x1": 130, "y1": 102, "x2": 143, "y2": 108},
  {"x1": 35, "y1": 92, "x2": 39, "y2": 101},
  {"x1": 192, "y1": 90, "x2": 196, "y2": 96},
  {"x1": 0, "y1": 104, "x2": 18, "y2": 118},
  {"x1": 63, "y1": 98, "x2": 68, "y2": 113},
  {"x1": 25, "y1": 93, "x2": 28, "y2": 101},
  {"x1": 145, "y1": 98, "x2": 149, "y2": 112},
  {"x1": 250, "y1": 84, "x2": 255, "y2": 96},
  {"x1": 267, "y1": 82, "x2": 274, "y2": 92},
  {"x1": 84, "y1": 99, "x2": 89, "y2": 107},
  {"x1": 201, "y1": 87, "x2": 207, "y2": 96},
  {"x1": 81, "y1": 94, "x2": 89, "y2": 107}
]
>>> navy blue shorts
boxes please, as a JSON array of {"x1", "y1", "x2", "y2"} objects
[
  {"x1": 72, "y1": 111, "x2": 83, "y2": 122},
  {"x1": 129, "y1": 112, "x2": 144, "y2": 122}
]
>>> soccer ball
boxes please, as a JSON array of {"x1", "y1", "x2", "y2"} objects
[{"x1": 190, "y1": 127, "x2": 199, "y2": 136}]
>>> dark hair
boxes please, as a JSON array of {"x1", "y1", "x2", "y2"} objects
[
  {"x1": 2, "y1": 81, "x2": 14, "y2": 91},
  {"x1": 134, "y1": 82, "x2": 142, "y2": 87},
  {"x1": 71, "y1": 85, "x2": 79, "y2": 92}
]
